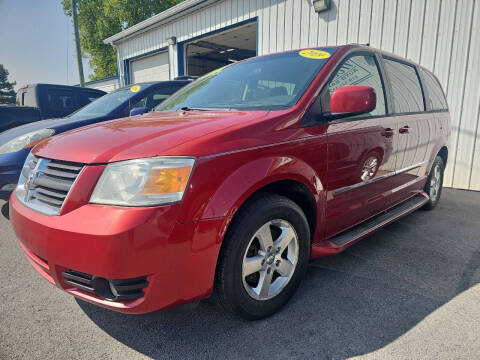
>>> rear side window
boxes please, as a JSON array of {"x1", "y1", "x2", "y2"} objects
[
  {"x1": 322, "y1": 54, "x2": 387, "y2": 117},
  {"x1": 45, "y1": 89, "x2": 76, "y2": 116},
  {"x1": 383, "y1": 58, "x2": 424, "y2": 114},
  {"x1": 419, "y1": 69, "x2": 448, "y2": 110},
  {"x1": 133, "y1": 85, "x2": 185, "y2": 109}
]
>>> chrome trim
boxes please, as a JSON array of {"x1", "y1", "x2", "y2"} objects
[
  {"x1": 17, "y1": 157, "x2": 84, "y2": 216},
  {"x1": 333, "y1": 160, "x2": 428, "y2": 196},
  {"x1": 395, "y1": 160, "x2": 428, "y2": 174},
  {"x1": 333, "y1": 172, "x2": 395, "y2": 195}
]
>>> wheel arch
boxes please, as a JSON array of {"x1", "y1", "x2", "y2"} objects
[
  {"x1": 226, "y1": 179, "x2": 318, "y2": 242},
  {"x1": 186, "y1": 155, "x2": 324, "y2": 300}
]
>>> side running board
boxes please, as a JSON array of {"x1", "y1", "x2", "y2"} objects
[{"x1": 325, "y1": 192, "x2": 429, "y2": 249}]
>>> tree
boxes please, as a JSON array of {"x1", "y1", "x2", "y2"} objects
[
  {"x1": 0, "y1": 64, "x2": 17, "y2": 105},
  {"x1": 62, "y1": 0, "x2": 181, "y2": 81}
]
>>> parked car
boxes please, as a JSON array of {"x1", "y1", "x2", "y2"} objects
[
  {"x1": 0, "y1": 80, "x2": 191, "y2": 198},
  {"x1": 0, "y1": 84, "x2": 106, "y2": 133},
  {"x1": 10, "y1": 45, "x2": 450, "y2": 319},
  {"x1": 0, "y1": 106, "x2": 41, "y2": 133}
]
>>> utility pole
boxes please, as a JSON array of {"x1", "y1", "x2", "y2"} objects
[{"x1": 72, "y1": 0, "x2": 85, "y2": 87}]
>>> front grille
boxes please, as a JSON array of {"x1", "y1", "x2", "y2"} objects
[
  {"x1": 62, "y1": 270, "x2": 149, "y2": 302},
  {"x1": 20, "y1": 156, "x2": 84, "y2": 215}
]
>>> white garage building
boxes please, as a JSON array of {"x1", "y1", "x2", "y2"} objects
[
  {"x1": 84, "y1": 76, "x2": 120, "y2": 93},
  {"x1": 104, "y1": 0, "x2": 480, "y2": 191}
]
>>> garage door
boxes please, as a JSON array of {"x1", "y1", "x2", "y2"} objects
[{"x1": 130, "y1": 51, "x2": 169, "y2": 83}]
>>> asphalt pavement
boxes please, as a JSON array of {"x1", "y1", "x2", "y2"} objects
[{"x1": 1, "y1": 188, "x2": 479, "y2": 360}]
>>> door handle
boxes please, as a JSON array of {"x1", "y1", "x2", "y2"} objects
[
  {"x1": 383, "y1": 128, "x2": 394, "y2": 138},
  {"x1": 399, "y1": 125, "x2": 410, "y2": 134}
]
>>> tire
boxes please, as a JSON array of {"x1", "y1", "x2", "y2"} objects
[
  {"x1": 214, "y1": 193, "x2": 310, "y2": 320},
  {"x1": 422, "y1": 155, "x2": 444, "y2": 210}
]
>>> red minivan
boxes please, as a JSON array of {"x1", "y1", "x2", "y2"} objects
[{"x1": 10, "y1": 45, "x2": 450, "y2": 319}]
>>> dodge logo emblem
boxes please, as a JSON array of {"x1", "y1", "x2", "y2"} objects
[{"x1": 24, "y1": 172, "x2": 36, "y2": 202}]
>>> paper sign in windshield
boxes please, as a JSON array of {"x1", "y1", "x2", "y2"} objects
[
  {"x1": 299, "y1": 49, "x2": 331, "y2": 59},
  {"x1": 130, "y1": 85, "x2": 141, "y2": 93}
]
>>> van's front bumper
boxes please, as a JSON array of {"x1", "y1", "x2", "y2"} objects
[{"x1": 10, "y1": 193, "x2": 225, "y2": 314}]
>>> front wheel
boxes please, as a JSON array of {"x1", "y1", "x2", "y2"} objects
[
  {"x1": 423, "y1": 155, "x2": 444, "y2": 210},
  {"x1": 214, "y1": 193, "x2": 310, "y2": 319}
]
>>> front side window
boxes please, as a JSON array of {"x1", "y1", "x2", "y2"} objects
[
  {"x1": 156, "y1": 48, "x2": 338, "y2": 111},
  {"x1": 419, "y1": 68, "x2": 447, "y2": 111},
  {"x1": 383, "y1": 58, "x2": 424, "y2": 114},
  {"x1": 323, "y1": 54, "x2": 386, "y2": 117}
]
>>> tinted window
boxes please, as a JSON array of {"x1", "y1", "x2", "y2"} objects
[
  {"x1": 383, "y1": 58, "x2": 424, "y2": 113},
  {"x1": 78, "y1": 91, "x2": 104, "y2": 107},
  {"x1": 323, "y1": 55, "x2": 386, "y2": 117},
  {"x1": 156, "y1": 48, "x2": 338, "y2": 111},
  {"x1": 132, "y1": 85, "x2": 184, "y2": 109},
  {"x1": 419, "y1": 69, "x2": 447, "y2": 110},
  {"x1": 45, "y1": 89, "x2": 76, "y2": 116}
]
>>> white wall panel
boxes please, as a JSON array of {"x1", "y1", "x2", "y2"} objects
[
  {"x1": 130, "y1": 51, "x2": 169, "y2": 83},
  {"x1": 113, "y1": 0, "x2": 480, "y2": 190}
]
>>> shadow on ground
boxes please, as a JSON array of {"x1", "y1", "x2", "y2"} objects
[
  {"x1": 71, "y1": 189, "x2": 480, "y2": 358},
  {"x1": 1, "y1": 201, "x2": 9, "y2": 220}
]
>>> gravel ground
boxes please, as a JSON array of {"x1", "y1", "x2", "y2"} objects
[{"x1": 0, "y1": 188, "x2": 479, "y2": 360}]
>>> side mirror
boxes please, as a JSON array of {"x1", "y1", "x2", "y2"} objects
[
  {"x1": 129, "y1": 107, "x2": 149, "y2": 116},
  {"x1": 327, "y1": 85, "x2": 376, "y2": 120}
]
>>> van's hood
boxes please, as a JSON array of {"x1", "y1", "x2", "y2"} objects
[{"x1": 33, "y1": 110, "x2": 270, "y2": 164}]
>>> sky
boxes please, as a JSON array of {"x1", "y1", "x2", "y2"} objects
[{"x1": 0, "y1": 0, "x2": 95, "y2": 90}]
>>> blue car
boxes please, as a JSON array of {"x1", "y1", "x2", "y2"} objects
[{"x1": 0, "y1": 80, "x2": 190, "y2": 199}]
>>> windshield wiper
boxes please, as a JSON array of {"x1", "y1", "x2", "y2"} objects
[
  {"x1": 179, "y1": 106, "x2": 235, "y2": 111},
  {"x1": 180, "y1": 106, "x2": 207, "y2": 111}
]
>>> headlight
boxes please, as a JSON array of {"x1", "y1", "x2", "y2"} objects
[
  {"x1": 15, "y1": 152, "x2": 37, "y2": 202},
  {"x1": 90, "y1": 157, "x2": 195, "y2": 206},
  {"x1": 0, "y1": 129, "x2": 55, "y2": 155}
]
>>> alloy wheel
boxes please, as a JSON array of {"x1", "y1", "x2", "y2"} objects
[
  {"x1": 429, "y1": 163, "x2": 442, "y2": 201},
  {"x1": 242, "y1": 219, "x2": 299, "y2": 301}
]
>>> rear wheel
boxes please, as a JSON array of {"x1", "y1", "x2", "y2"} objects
[
  {"x1": 423, "y1": 155, "x2": 444, "y2": 210},
  {"x1": 214, "y1": 193, "x2": 310, "y2": 319}
]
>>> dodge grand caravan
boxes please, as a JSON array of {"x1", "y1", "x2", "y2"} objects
[{"x1": 10, "y1": 45, "x2": 450, "y2": 319}]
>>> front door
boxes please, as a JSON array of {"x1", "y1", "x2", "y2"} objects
[{"x1": 323, "y1": 53, "x2": 397, "y2": 238}]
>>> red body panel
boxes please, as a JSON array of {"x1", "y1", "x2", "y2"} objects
[{"x1": 10, "y1": 45, "x2": 450, "y2": 313}]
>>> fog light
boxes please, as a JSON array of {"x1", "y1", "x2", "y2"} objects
[{"x1": 62, "y1": 270, "x2": 149, "y2": 302}]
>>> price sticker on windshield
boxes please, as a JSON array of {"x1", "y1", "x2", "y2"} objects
[
  {"x1": 299, "y1": 49, "x2": 331, "y2": 59},
  {"x1": 130, "y1": 85, "x2": 141, "y2": 93}
]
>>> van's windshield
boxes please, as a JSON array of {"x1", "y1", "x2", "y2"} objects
[{"x1": 155, "y1": 48, "x2": 337, "y2": 111}]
